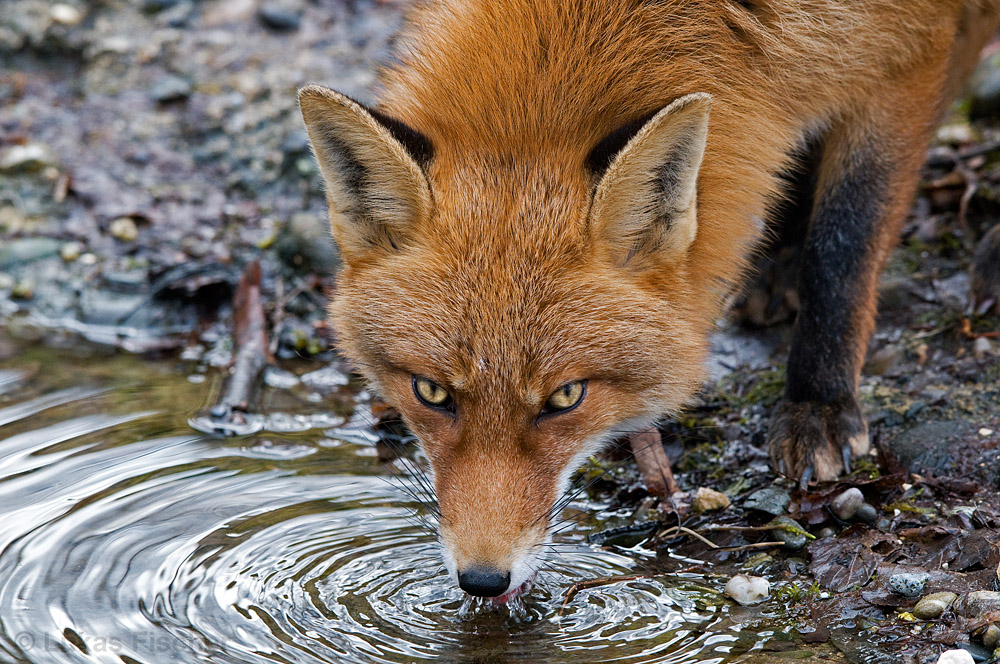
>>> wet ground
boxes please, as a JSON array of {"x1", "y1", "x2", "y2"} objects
[{"x1": 2, "y1": 1, "x2": 1000, "y2": 663}]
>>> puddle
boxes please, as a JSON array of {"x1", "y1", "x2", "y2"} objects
[{"x1": 0, "y1": 336, "x2": 826, "y2": 664}]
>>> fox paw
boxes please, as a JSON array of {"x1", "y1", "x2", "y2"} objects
[
  {"x1": 767, "y1": 398, "x2": 869, "y2": 489},
  {"x1": 970, "y1": 225, "x2": 1000, "y2": 316}
]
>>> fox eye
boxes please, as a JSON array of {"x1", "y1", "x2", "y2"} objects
[
  {"x1": 543, "y1": 380, "x2": 586, "y2": 415},
  {"x1": 412, "y1": 376, "x2": 455, "y2": 412}
]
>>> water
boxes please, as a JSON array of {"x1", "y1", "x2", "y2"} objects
[{"x1": 0, "y1": 337, "x2": 795, "y2": 664}]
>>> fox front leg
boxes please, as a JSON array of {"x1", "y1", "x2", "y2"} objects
[{"x1": 768, "y1": 67, "x2": 947, "y2": 487}]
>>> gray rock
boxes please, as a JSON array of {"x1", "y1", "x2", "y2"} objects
[
  {"x1": 831, "y1": 487, "x2": 865, "y2": 521},
  {"x1": 855, "y1": 503, "x2": 878, "y2": 524},
  {"x1": 913, "y1": 592, "x2": 958, "y2": 620},
  {"x1": 258, "y1": 4, "x2": 301, "y2": 30},
  {"x1": 769, "y1": 515, "x2": 808, "y2": 550},
  {"x1": 888, "y1": 572, "x2": 930, "y2": 597},
  {"x1": 150, "y1": 75, "x2": 192, "y2": 103},
  {"x1": 887, "y1": 420, "x2": 974, "y2": 476},
  {"x1": 744, "y1": 485, "x2": 791, "y2": 516}
]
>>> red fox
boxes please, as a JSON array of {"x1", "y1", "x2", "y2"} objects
[{"x1": 299, "y1": 0, "x2": 1000, "y2": 601}]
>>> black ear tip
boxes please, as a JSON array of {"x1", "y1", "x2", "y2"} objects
[
  {"x1": 367, "y1": 106, "x2": 435, "y2": 168},
  {"x1": 586, "y1": 110, "x2": 659, "y2": 175}
]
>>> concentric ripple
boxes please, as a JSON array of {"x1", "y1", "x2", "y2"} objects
[{"x1": 0, "y1": 343, "x2": 740, "y2": 664}]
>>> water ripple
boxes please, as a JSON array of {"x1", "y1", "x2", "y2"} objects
[{"x1": 0, "y1": 346, "x2": 736, "y2": 664}]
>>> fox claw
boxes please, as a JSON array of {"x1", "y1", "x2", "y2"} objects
[
  {"x1": 799, "y1": 465, "x2": 814, "y2": 490},
  {"x1": 768, "y1": 398, "x2": 869, "y2": 486}
]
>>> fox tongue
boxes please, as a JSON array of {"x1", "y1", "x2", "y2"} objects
[{"x1": 489, "y1": 574, "x2": 536, "y2": 606}]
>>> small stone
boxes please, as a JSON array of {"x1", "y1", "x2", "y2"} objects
[
  {"x1": 59, "y1": 242, "x2": 82, "y2": 262},
  {"x1": 769, "y1": 515, "x2": 809, "y2": 550},
  {"x1": 692, "y1": 487, "x2": 730, "y2": 513},
  {"x1": 0, "y1": 273, "x2": 13, "y2": 289},
  {"x1": 744, "y1": 485, "x2": 791, "y2": 516},
  {"x1": 830, "y1": 487, "x2": 865, "y2": 521},
  {"x1": 982, "y1": 625, "x2": 1000, "y2": 649},
  {"x1": 724, "y1": 574, "x2": 769, "y2": 606},
  {"x1": 150, "y1": 75, "x2": 192, "y2": 103},
  {"x1": 0, "y1": 144, "x2": 55, "y2": 172},
  {"x1": 913, "y1": 592, "x2": 958, "y2": 620},
  {"x1": 109, "y1": 217, "x2": 138, "y2": 242},
  {"x1": 982, "y1": 428, "x2": 996, "y2": 437},
  {"x1": 11, "y1": 279, "x2": 34, "y2": 300},
  {"x1": 888, "y1": 572, "x2": 930, "y2": 597},
  {"x1": 936, "y1": 650, "x2": 974, "y2": 664},
  {"x1": 856, "y1": 502, "x2": 877, "y2": 523},
  {"x1": 955, "y1": 591, "x2": 1000, "y2": 619},
  {"x1": 79, "y1": 252, "x2": 98, "y2": 265},
  {"x1": 50, "y1": 3, "x2": 83, "y2": 25},
  {"x1": 974, "y1": 337, "x2": 993, "y2": 360},
  {"x1": 258, "y1": 4, "x2": 301, "y2": 30}
]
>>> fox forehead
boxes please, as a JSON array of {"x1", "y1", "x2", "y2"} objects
[{"x1": 340, "y1": 239, "x2": 662, "y2": 397}]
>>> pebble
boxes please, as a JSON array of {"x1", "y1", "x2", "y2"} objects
[
  {"x1": 888, "y1": 572, "x2": 930, "y2": 597},
  {"x1": 258, "y1": 4, "x2": 302, "y2": 30},
  {"x1": 744, "y1": 485, "x2": 790, "y2": 516},
  {"x1": 983, "y1": 625, "x2": 1000, "y2": 649},
  {"x1": 724, "y1": 574, "x2": 769, "y2": 606},
  {"x1": 50, "y1": 3, "x2": 83, "y2": 25},
  {"x1": 936, "y1": 650, "x2": 974, "y2": 664},
  {"x1": 831, "y1": 487, "x2": 865, "y2": 521},
  {"x1": 150, "y1": 75, "x2": 192, "y2": 103},
  {"x1": 974, "y1": 337, "x2": 994, "y2": 359},
  {"x1": 109, "y1": 217, "x2": 139, "y2": 242},
  {"x1": 855, "y1": 503, "x2": 878, "y2": 524},
  {"x1": 0, "y1": 144, "x2": 55, "y2": 172},
  {"x1": 60, "y1": 242, "x2": 82, "y2": 262},
  {"x1": 913, "y1": 592, "x2": 958, "y2": 620},
  {"x1": 0, "y1": 274, "x2": 13, "y2": 290},
  {"x1": 11, "y1": 279, "x2": 34, "y2": 300},
  {"x1": 769, "y1": 515, "x2": 809, "y2": 550},
  {"x1": 692, "y1": 487, "x2": 731, "y2": 513}
]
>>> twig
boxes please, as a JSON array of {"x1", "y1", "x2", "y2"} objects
[
  {"x1": 629, "y1": 426, "x2": 679, "y2": 497},
  {"x1": 961, "y1": 317, "x2": 1000, "y2": 339},
  {"x1": 210, "y1": 261, "x2": 272, "y2": 430}
]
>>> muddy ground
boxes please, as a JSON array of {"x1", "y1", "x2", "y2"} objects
[{"x1": 2, "y1": 2, "x2": 1000, "y2": 663}]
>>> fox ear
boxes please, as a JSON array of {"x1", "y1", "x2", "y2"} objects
[
  {"x1": 589, "y1": 93, "x2": 711, "y2": 267},
  {"x1": 298, "y1": 85, "x2": 433, "y2": 261}
]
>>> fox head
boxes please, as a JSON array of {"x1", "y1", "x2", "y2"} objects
[{"x1": 299, "y1": 85, "x2": 713, "y2": 599}]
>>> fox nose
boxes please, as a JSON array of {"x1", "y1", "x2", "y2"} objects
[{"x1": 458, "y1": 566, "x2": 511, "y2": 597}]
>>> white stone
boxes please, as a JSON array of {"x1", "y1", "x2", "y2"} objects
[
  {"x1": 50, "y1": 3, "x2": 82, "y2": 25},
  {"x1": 724, "y1": 574, "x2": 769, "y2": 606},
  {"x1": 936, "y1": 650, "x2": 974, "y2": 664}
]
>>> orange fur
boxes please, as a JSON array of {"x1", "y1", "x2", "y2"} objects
[{"x1": 301, "y1": 0, "x2": 1000, "y2": 596}]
